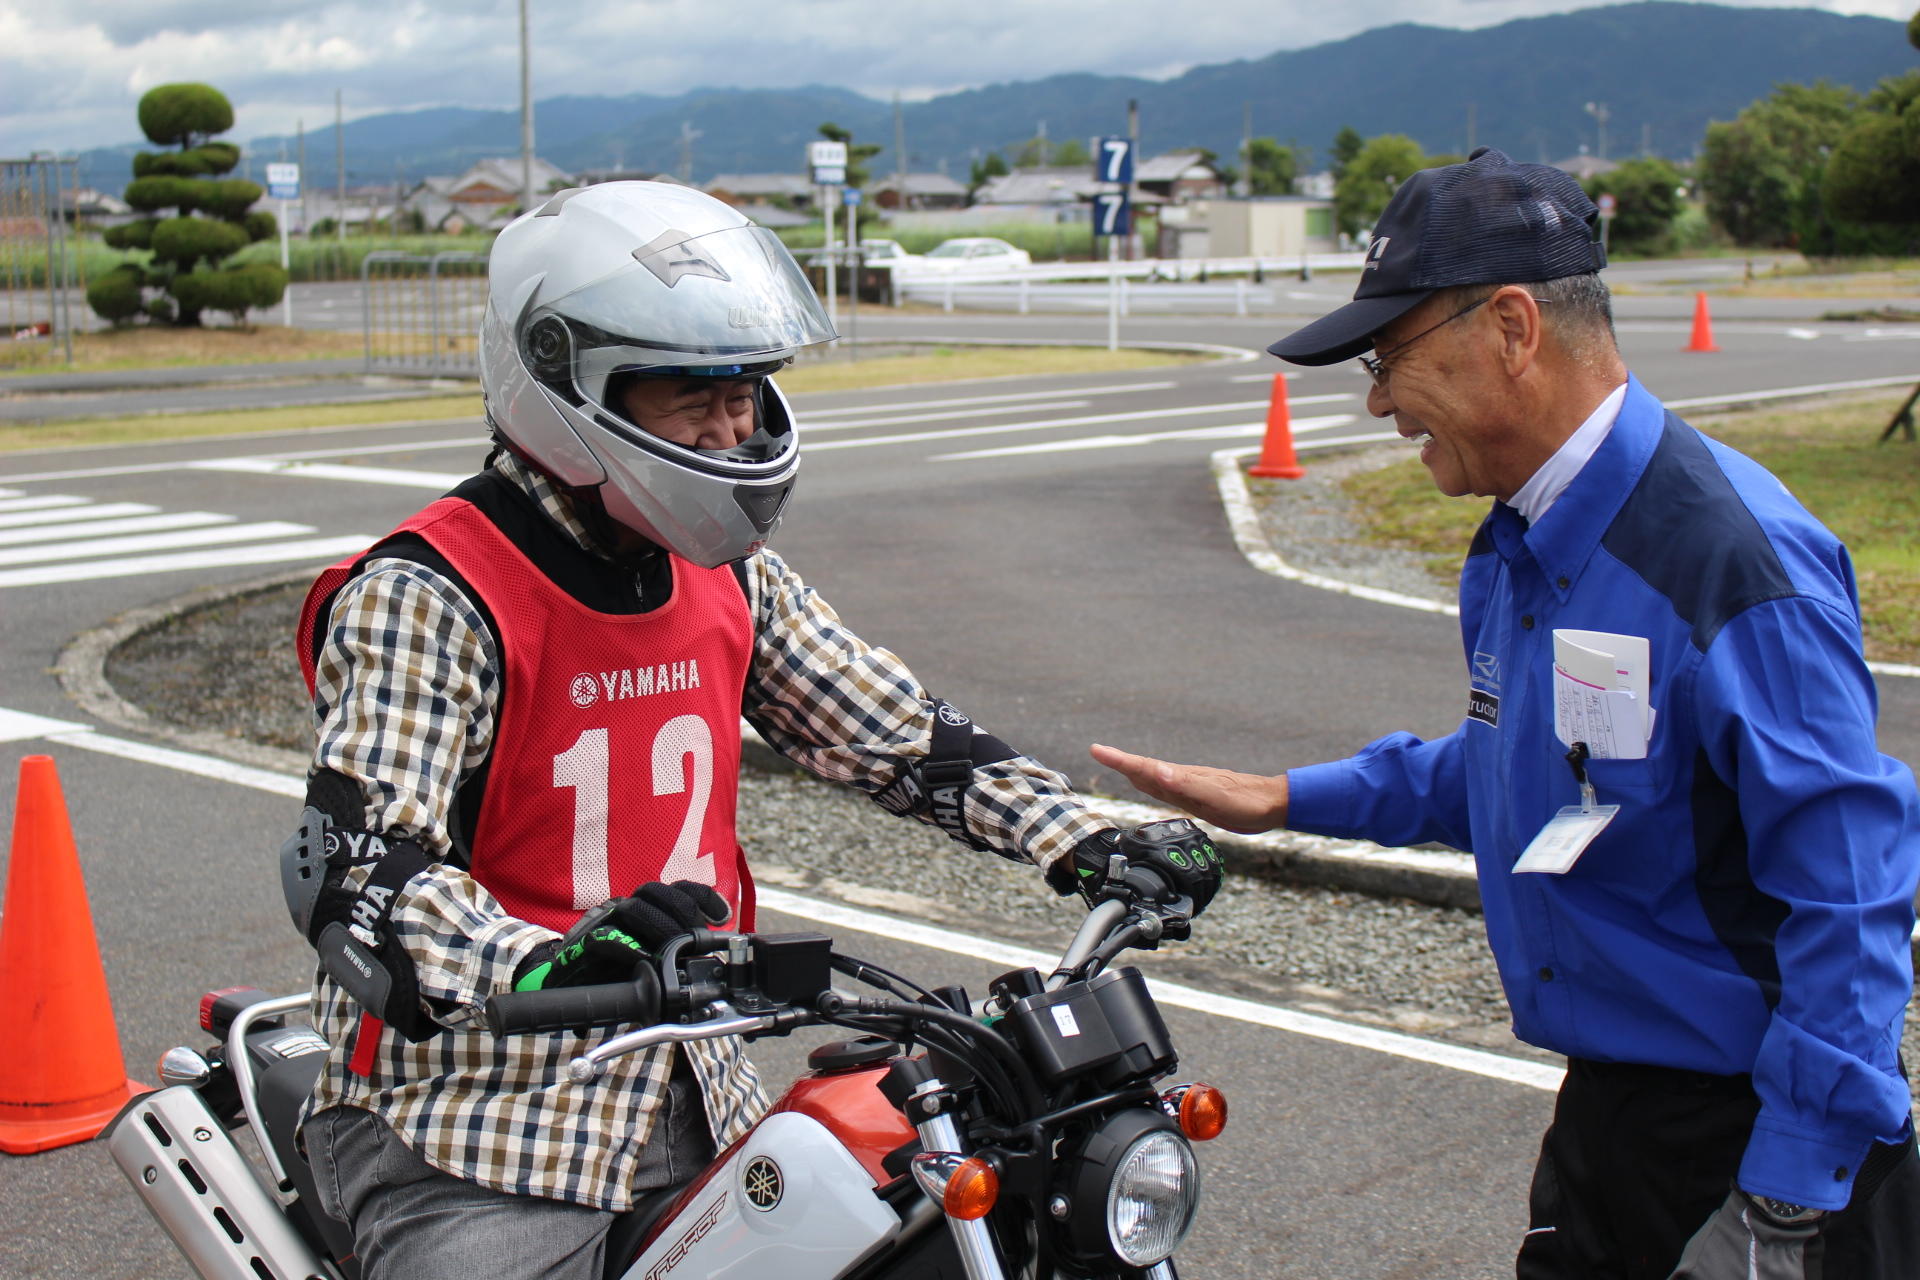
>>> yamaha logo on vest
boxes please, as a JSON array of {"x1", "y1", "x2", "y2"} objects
[{"x1": 571, "y1": 660, "x2": 704, "y2": 709}]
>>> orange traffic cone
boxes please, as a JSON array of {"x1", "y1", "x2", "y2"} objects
[
  {"x1": 1686, "y1": 292, "x2": 1720, "y2": 353},
  {"x1": 0, "y1": 755, "x2": 148, "y2": 1153},
  {"x1": 1247, "y1": 373, "x2": 1306, "y2": 479}
]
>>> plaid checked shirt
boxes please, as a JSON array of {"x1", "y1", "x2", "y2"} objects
[{"x1": 302, "y1": 453, "x2": 1113, "y2": 1211}]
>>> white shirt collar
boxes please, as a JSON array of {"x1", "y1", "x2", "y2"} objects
[{"x1": 1509, "y1": 381, "x2": 1628, "y2": 525}]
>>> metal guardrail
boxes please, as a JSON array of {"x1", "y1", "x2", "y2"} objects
[{"x1": 361, "y1": 250, "x2": 488, "y2": 378}]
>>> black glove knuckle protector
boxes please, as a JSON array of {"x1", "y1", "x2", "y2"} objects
[{"x1": 1118, "y1": 818, "x2": 1224, "y2": 915}]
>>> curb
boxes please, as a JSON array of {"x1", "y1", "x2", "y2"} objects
[{"x1": 59, "y1": 572, "x2": 1486, "y2": 915}]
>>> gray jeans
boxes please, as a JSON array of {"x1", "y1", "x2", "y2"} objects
[{"x1": 305, "y1": 1057, "x2": 714, "y2": 1280}]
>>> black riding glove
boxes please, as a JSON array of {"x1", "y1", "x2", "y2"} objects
[
  {"x1": 606, "y1": 880, "x2": 732, "y2": 949},
  {"x1": 512, "y1": 881, "x2": 729, "y2": 993},
  {"x1": 1667, "y1": 1186, "x2": 1824, "y2": 1280},
  {"x1": 1053, "y1": 819, "x2": 1224, "y2": 916}
]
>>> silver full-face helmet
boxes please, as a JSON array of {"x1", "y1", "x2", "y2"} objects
[{"x1": 480, "y1": 181, "x2": 836, "y2": 566}]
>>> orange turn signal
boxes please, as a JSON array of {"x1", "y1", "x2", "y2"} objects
[
  {"x1": 943, "y1": 1156, "x2": 1000, "y2": 1220},
  {"x1": 1175, "y1": 1083, "x2": 1227, "y2": 1141},
  {"x1": 911, "y1": 1151, "x2": 1002, "y2": 1220}
]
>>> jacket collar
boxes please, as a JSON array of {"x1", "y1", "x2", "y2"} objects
[{"x1": 1485, "y1": 373, "x2": 1664, "y2": 598}]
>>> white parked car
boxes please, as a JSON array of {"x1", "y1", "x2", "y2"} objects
[
  {"x1": 859, "y1": 238, "x2": 924, "y2": 269},
  {"x1": 913, "y1": 237, "x2": 1034, "y2": 274}
]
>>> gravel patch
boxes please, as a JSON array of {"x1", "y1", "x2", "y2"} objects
[{"x1": 1245, "y1": 442, "x2": 1454, "y2": 605}]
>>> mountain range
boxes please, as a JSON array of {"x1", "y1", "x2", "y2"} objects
[{"x1": 71, "y1": 2, "x2": 1918, "y2": 192}]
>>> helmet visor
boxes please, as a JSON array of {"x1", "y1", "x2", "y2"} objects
[{"x1": 523, "y1": 224, "x2": 836, "y2": 402}]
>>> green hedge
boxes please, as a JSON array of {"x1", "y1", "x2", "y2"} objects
[
  {"x1": 775, "y1": 219, "x2": 1112, "y2": 262},
  {"x1": 227, "y1": 232, "x2": 496, "y2": 281}
]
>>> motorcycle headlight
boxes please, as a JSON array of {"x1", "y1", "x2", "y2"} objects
[
  {"x1": 1106, "y1": 1129, "x2": 1200, "y2": 1266},
  {"x1": 1064, "y1": 1111, "x2": 1201, "y2": 1268}
]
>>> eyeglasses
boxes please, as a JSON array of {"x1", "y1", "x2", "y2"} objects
[
  {"x1": 1358, "y1": 296, "x2": 1490, "y2": 386},
  {"x1": 1356, "y1": 293, "x2": 1550, "y2": 386}
]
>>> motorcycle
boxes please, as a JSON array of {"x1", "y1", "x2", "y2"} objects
[{"x1": 107, "y1": 854, "x2": 1225, "y2": 1280}]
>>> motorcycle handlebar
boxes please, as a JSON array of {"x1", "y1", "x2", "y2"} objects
[{"x1": 485, "y1": 967, "x2": 661, "y2": 1036}]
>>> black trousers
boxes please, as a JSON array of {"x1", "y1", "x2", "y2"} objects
[{"x1": 1516, "y1": 1058, "x2": 1920, "y2": 1280}]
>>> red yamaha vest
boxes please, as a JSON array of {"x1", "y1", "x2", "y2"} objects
[{"x1": 298, "y1": 495, "x2": 755, "y2": 934}]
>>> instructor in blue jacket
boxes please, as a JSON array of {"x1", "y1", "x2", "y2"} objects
[{"x1": 1093, "y1": 147, "x2": 1920, "y2": 1280}]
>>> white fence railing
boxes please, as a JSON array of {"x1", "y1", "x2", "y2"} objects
[{"x1": 894, "y1": 252, "x2": 1365, "y2": 314}]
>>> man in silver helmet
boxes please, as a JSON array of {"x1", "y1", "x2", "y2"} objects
[{"x1": 279, "y1": 181, "x2": 1222, "y2": 1278}]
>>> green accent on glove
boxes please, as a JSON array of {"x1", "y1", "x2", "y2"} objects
[{"x1": 513, "y1": 926, "x2": 646, "y2": 991}]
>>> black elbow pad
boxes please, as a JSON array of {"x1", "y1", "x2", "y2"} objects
[{"x1": 871, "y1": 700, "x2": 1020, "y2": 853}]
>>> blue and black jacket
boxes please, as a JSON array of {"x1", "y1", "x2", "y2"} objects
[{"x1": 1288, "y1": 375, "x2": 1919, "y2": 1209}]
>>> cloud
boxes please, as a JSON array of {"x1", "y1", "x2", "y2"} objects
[{"x1": 1, "y1": 0, "x2": 1911, "y2": 156}]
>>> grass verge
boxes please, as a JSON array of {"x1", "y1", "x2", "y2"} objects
[
  {"x1": 1, "y1": 324, "x2": 368, "y2": 375},
  {"x1": 1335, "y1": 392, "x2": 1920, "y2": 664},
  {"x1": 0, "y1": 344, "x2": 1203, "y2": 454}
]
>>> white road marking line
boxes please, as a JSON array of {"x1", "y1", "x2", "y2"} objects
[
  {"x1": 0, "y1": 534, "x2": 371, "y2": 588},
  {"x1": 188, "y1": 458, "x2": 467, "y2": 489},
  {"x1": 0, "y1": 494, "x2": 88, "y2": 514},
  {"x1": 0, "y1": 501, "x2": 158, "y2": 529},
  {"x1": 0, "y1": 511, "x2": 234, "y2": 547},
  {"x1": 0, "y1": 707, "x2": 88, "y2": 742},
  {"x1": 234, "y1": 437, "x2": 489, "y2": 462},
  {"x1": 1786, "y1": 329, "x2": 1820, "y2": 341},
  {"x1": 757, "y1": 888, "x2": 1565, "y2": 1092},
  {"x1": 0, "y1": 521, "x2": 316, "y2": 566},
  {"x1": 1664, "y1": 374, "x2": 1920, "y2": 410},
  {"x1": 934, "y1": 414, "x2": 1356, "y2": 461},
  {"x1": 807, "y1": 401, "x2": 1091, "y2": 433},
  {"x1": 0, "y1": 486, "x2": 18, "y2": 498},
  {"x1": 41, "y1": 726, "x2": 307, "y2": 797},
  {"x1": 0, "y1": 706, "x2": 1564, "y2": 1090},
  {"x1": 805, "y1": 381, "x2": 1179, "y2": 417},
  {"x1": 808, "y1": 400, "x2": 1272, "y2": 453}
]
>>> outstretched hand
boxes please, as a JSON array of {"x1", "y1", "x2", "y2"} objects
[{"x1": 1089, "y1": 743, "x2": 1289, "y2": 835}]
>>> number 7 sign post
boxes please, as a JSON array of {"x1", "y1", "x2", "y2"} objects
[{"x1": 1095, "y1": 137, "x2": 1132, "y2": 350}]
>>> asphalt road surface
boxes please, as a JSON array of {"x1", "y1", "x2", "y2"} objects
[{"x1": 0, "y1": 298, "x2": 1915, "y2": 1279}]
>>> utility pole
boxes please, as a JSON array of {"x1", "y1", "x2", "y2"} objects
[
  {"x1": 1126, "y1": 98, "x2": 1139, "y2": 260},
  {"x1": 335, "y1": 90, "x2": 345, "y2": 242},
  {"x1": 297, "y1": 119, "x2": 307, "y2": 236},
  {"x1": 519, "y1": 0, "x2": 535, "y2": 213},
  {"x1": 1584, "y1": 101, "x2": 1610, "y2": 163},
  {"x1": 678, "y1": 122, "x2": 701, "y2": 184},
  {"x1": 892, "y1": 92, "x2": 906, "y2": 210},
  {"x1": 1466, "y1": 102, "x2": 1476, "y2": 155},
  {"x1": 1239, "y1": 101, "x2": 1251, "y2": 198}
]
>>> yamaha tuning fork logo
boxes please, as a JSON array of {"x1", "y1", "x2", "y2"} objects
[
  {"x1": 742, "y1": 1156, "x2": 783, "y2": 1211},
  {"x1": 569, "y1": 674, "x2": 600, "y2": 708}
]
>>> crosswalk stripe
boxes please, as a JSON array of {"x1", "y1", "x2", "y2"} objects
[
  {"x1": 807, "y1": 401, "x2": 1090, "y2": 433},
  {"x1": 188, "y1": 458, "x2": 466, "y2": 489},
  {"x1": 804, "y1": 380, "x2": 1179, "y2": 418},
  {"x1": 807, "y1": 399, "x2": 1271, "y2": 453},
  {"x1": 0, "y1": 521, "x2": 316, "y2": 567},
  {"x1": 0, "y1": 494, "x2": 88, "y2": 514},
  {"x1": 0, "y1": 511, "x2": 233, "y2": 548},
  {"x1": 0, "y1": 501, "x2": 158, "y2": 529},
  {"x1": 0, "y1": 535, "x2": 371, "y2": 588},
  {"x1": 933, "y1": 414, "x2": 1357, "y2": 460}
]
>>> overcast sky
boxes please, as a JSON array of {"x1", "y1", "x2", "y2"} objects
[{"x1": 1, "y1": 0, "x2": 1909, "y2": 158}]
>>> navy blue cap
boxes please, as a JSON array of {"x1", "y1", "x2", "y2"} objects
[{"x1": 1269, "y1": 147, "x2": 1607, "y2": 366}]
